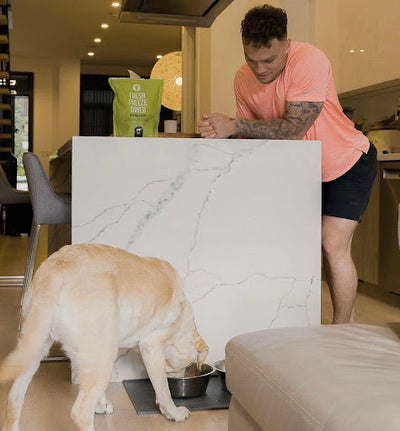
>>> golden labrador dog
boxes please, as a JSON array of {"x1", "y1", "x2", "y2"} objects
[{"x1": 0, "y1": 244, "x2": 208, "y2": 431}]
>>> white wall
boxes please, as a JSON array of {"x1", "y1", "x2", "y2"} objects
[
  {"x1": 208, "y1": 1, "x2": 248, "y2": 116},
  {"x1": 56, "y1": 60, "x2": 81, "y2": 152},
  {"x1": 281, "y1": 0, "x2": 312, "y2": 43},
  {"x1": 312, "y1": 0, "x2": 341, "y2": 89},
  {"x1": 11, "y1": 57, "x2": 80, "y2": 172},
  {"x1": 335, "y1": 0, "x2": 400, "y2": 92}
]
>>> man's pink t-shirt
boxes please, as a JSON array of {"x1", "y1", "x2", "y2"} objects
[{"x1": 234, "y1": 42, "x2": 369, "y2": 182}]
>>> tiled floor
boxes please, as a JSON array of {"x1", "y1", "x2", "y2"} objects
[{"x1": 1, "y1": 233, "x2": 400, "y2": 430}]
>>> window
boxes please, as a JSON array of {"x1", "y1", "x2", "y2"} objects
[
  {"x1": 11, "y1": 72, "x2": 33, "y2": 190},
  {"x1": 80, "y1": 74, "x2": 114, "y2": 136}
]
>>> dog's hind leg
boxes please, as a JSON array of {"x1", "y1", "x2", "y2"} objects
[
  {"x1": 1, "y1": 337, "x2": 52, "y2": 431},
  {"x1": 71, "y1": 380, "x2": 110, "y2": 431},
  {"x1": 70, "y1": 353, "x2": 116, "y2": 431},
  {"x1": 68, "y1": 336, "x2": 118, "y2": 430}
]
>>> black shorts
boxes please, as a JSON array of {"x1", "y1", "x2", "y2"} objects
[{"x1": 322, "y1": 142, "x2": 377, "y2": 222}]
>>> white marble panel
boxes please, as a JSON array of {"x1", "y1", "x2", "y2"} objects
[{"x1": 71, "y1": 136, "x2": 321, "y2": 381}]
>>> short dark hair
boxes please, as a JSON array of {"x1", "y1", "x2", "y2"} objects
[{"x1": 241, "y1": 4, "x2": 288, "y2": 47}]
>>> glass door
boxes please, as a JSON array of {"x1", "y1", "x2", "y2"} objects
[{"x1": 10, "y1": 72, "x2": 33, "y2": 190}]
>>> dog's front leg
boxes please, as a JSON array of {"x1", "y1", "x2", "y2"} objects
[{"x1": 139, "y1": 338, "x2": 190, "y2": 422}]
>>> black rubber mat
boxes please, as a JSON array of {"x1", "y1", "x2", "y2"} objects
[{"x1": 123, "y1": 375, "x2": 231, "y2": 415}]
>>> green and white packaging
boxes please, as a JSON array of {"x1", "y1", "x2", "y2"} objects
[{"x1": 108, "y1": 78, "x2": 163, "y2": 137}]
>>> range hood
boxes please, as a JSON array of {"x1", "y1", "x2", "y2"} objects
[{"x1": 119, "y1": 0, "x2": 234, "y2": 28}]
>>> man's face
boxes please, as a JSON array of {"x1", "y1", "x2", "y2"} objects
[{"x1": 243, "y1": 38, "x2": 290, "y2": 84}]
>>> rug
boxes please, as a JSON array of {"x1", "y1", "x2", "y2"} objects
[{"x1": 123, "y1": 375, "x2": 231, "y2": 415}]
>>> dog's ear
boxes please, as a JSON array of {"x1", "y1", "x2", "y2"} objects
[{"x1": 194, "y1": 332, "x2": 208, "y2": 367}]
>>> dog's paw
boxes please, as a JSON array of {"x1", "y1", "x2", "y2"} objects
[
  {"x1": 161, "y1": 405, "x2": 190, "y2": 422},
  {"x1": 95, "y1": 400, "x2": 114, "y2": 414}
]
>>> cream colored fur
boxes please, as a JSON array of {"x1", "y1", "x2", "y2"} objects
[{"x1": 0, "y1": 244, "x2": 208, "y2": 431}]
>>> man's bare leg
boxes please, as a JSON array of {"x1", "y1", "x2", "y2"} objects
[{"x1": 322, "y1": 215, "x2": 359, "y2": 324}]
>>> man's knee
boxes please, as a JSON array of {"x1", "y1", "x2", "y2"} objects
[
  {"x1": 322, "y1": 234, "x2": 351, "y2": 260},
  {"x1": 322, "y1": 218, "x2": 357, "y2": 258}
]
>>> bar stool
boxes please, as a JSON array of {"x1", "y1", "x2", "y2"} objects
[
  {"x1": 19, "y1": 152, "x2": 71, "y2": 332},
  {"x1": 0, "y1": 164, "x2": 30, "y2": 235}
]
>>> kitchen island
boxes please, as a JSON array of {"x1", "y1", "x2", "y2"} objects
[{"x1": 52, "y1": 136, "x2": 321, "y2": 381}]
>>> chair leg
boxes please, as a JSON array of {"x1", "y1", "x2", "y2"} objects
[{"x1": 18, "y1": 222, "x2": 41, "y2": 334}]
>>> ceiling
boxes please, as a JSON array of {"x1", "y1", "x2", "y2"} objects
[{"x1": 8, "y1": 0, "x2": 182, "y2": 75}]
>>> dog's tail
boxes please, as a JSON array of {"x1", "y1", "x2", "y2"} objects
[{"x1": 0, "y1": 263, "x2": 62, "y2": 383}]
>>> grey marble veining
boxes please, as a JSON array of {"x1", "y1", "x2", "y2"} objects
[{"x1": 70, "y1": 136, "x2": 321, "y2": 381}]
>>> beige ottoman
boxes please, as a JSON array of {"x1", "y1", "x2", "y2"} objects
[{"x1": 226, "y1": 323, "x2": 400, "y2": 431}]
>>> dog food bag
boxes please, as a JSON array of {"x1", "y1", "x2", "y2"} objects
[{"x1": 108, "y1": 78, "x2": 163, "y2": 137}]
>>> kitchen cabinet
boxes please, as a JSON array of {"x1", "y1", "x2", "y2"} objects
[{"x1": 352, "y1": 154, "x2": 400, "y2": 294}]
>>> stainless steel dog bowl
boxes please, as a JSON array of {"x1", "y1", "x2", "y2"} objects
[
  {"x1": 167, "y1": 363, "x2": 215, "y2": 398},
  {"x1": 214, "y1": 359, "x2": 230, "y2": 392}
]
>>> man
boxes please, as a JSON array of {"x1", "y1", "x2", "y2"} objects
[{"x1": 197, "y1": 4, "x2": 377, "y2": 324}]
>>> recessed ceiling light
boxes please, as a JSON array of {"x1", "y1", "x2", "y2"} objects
[
  {"x1": 359, "y1": 49, "x2": 365, "y2": 53},
  {"x1": 94, "y1": 38, "x2": 102, "y2": 43},
  {"x1": 349, "y1": 49, "x2": 355, "y2": 53},
  {"x1": 112, "y1": 1, "x2": 120, "y2": 7},
  {"x1": 101, "y1": 23, "x2": 109, "y2": 29},
  {"x1": 88, "y1": 52, "x2": 95, "y2": 56},
  {"x1": 156, "y1": 55, "x2": 163, "y2": 59}
]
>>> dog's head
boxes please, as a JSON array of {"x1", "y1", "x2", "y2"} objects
[{"x1": 164, "y1": 301, "x2": 208, "y2": 373}]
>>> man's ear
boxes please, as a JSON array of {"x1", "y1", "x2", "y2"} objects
[
  {"x1": 285, "y1": 38, "x2": 291, "y2": 54},
  {"x1": 194, "y1": 332, "x2": 209, "y2": 367}
]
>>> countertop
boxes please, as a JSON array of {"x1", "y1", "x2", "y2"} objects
[
  {"x1": 378, "y1": 153, "x2": 400, "y2": 162},
  {"x1": 54, "y1": 137, "x2": 399, "y2": 162},
  {"x1": 52, "y1": 134, "x2": 201, "y2": 160}
]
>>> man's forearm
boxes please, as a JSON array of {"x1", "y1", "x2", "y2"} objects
[
  {"x1": 232, "y1": 101, "x2": 323, "y2": 139},
  {"x1": 232, "y1": 118, "x2": 304, "y2": 140}
]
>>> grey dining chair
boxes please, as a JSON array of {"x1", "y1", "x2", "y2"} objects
[
  {"x1": 20, "y1": 152, "x2": 71, "y2": 332},
  {"x1": 0, "y1": 164, "x2": 30, "y2": 234}
]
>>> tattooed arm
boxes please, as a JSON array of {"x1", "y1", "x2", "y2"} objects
[
  {"x1": 234, "y1": 101, "x2": 323, "y2": 139},
  {"x1": 197, "y1": 101, "x2": 323, "y2": 139}
]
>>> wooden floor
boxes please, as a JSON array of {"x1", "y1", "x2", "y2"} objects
[
  {"x1": 1, "y1": 233, "x2": 400, "y2": 430},
  {"x1": 321, "y1": 280, "x2": 400, "y2": 324},
  {"x1": 0, "y1": 229, "x2": 47, "y2": 277},
  {"x1": 0, "y1": 233, "x2": 228, "y2": 430}
]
